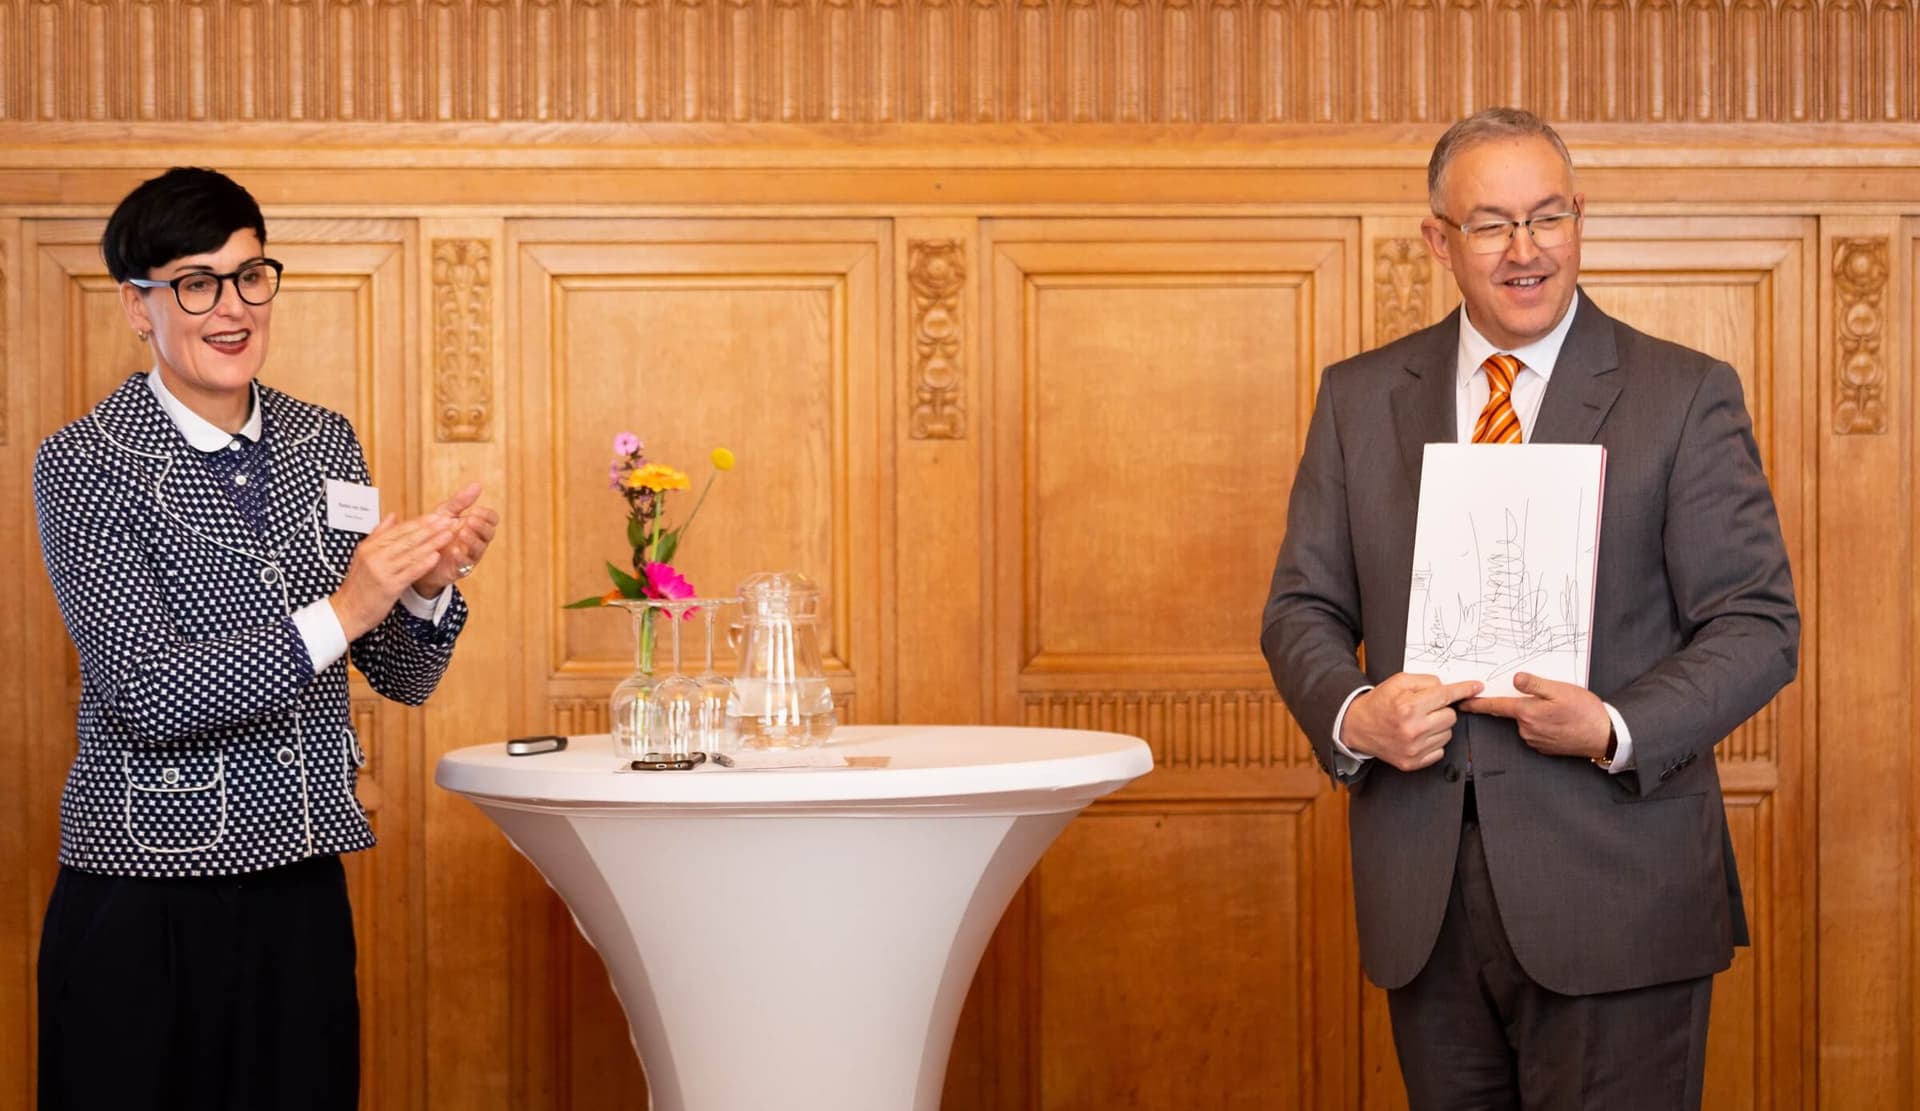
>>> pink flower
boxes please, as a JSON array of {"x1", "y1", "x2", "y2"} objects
[
  {"x1": 642, "y1": 562, "x2": 697, "y2": 611},
  {"x1": 612, "y1": 432, "x2": 642, "y2": 457},
  {"x1": 608, "y1": 461, "x2": 628, "y2": 490}
]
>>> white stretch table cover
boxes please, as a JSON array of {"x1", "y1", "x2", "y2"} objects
[{"x1": 436, "y1": 725, "x2": 1151, "y2": 1111}]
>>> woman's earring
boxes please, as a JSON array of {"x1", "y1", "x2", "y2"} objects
[{"x1": 136, "y1": 331, "x2": 150, "y2": 343}]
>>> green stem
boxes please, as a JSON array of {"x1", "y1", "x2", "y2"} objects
[{"x1": 676, "y1": 473, "x2": 718, "y2": 548}]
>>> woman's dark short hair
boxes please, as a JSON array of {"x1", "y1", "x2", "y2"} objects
[{"x1": 100, "y1": 167, "x2": 267, "y2": 283}]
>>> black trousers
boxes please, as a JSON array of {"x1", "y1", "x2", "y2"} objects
[
  {"x1": 1387, "y1": 789, "x2": 1713, "y2": 1111},
  {"x1": 37, "y1": 854, "x2": 360, "y2": 1111}
]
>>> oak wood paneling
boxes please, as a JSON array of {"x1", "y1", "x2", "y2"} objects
[{"x1": 2, "y1": 10, "x2": 1916, "y2": 1111}]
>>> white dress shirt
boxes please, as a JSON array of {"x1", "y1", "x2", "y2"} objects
[{"x1": 1329, "y1": 294, "x2": 1637, "y2": 775}]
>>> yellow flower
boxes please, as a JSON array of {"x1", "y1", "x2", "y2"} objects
[
  {"x1": 625, "y1": 463, "x2": 691, "y2": 492},
  {"x1": 710, "y1": 447, "x2": 736, "y2": 472}
]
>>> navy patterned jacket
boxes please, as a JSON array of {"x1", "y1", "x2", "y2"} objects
[{"x1": 34, "y1": 373, "x2": 467, "y2": 877}]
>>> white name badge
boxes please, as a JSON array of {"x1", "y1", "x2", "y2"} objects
[{"x1": 326, "y1": 478, "x2": 381, "y2": 534}]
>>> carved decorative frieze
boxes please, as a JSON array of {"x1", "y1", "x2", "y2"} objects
[
  {"x1": 1022, "y1": 689, "x2": 1313, "y2": 770},
  {"x1": 907, "y1": 239, "x2": 966, "y2": 441},
  {"x1": 0, "y1": 0, "x2": 1914, "y2": 122},
  {"x1": 1373, "y1": 238, "x2": 1432, "y2": 345},
  {"x1": 432, "y1": 239, "x2": 492, "y2": 442},
  {"x1": 1832, "y1": 237, "x2": 1888, "y2": 436}
]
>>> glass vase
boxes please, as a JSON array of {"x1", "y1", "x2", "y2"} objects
[{"x1": 607, "y1": 602, "x2": 663, "y2": 760}]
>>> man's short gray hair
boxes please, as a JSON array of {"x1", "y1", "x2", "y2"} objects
[{"x1": 1427, "y1": 108, "x2": 1576, "y2": 217}]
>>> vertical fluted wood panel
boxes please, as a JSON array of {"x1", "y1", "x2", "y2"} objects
[
  {"x1": 1015, "y1": 0, "x2": 1047, "y2": 120},
  {"x1": 1211, "y1": 0, "x2": 1245, "y2": 121},
  {"x1": 1443, "y1": 0, "x2": 1479, "y2": 120},
  {"x1": 1731, "y1": 0, "x2": 1766, "y2": 120},
  {"x1": 1826, "y1": 0, "x2": 1860, "y2": 120},
  {"x1": 921, "y1": 0, "x2": 956, "y2": 119},
  {"x1": 1779, "y1": 0, "x2": 1813, "y2": 119},
  {"x1": 1303, "y1": 0, "x2": 1336, "y2": 119},
  {"x1": 1252, "y1": 0, "x2": 1285, "y2": 121},
  {"x1": 969, "y1": 0, "x2": 999, "y2": 117},
  {"x1": 871, "y1": 0, "x2": 900, "y2": 119},
  {"x1": 232, "y1": 0, "x2": 267, "y2": 117},
  {"x1": 1349, "y1": 0, "x2": 1381, "y2": 119},
  {"x1": 1868, "y1": 0, "x2": 1910, "y2": 121},
  {"x1": 1590, "y1": 0, "x2": 1627, "y2": 119},
  {"x1": 32, "y1": 0, "x2": 65, "y2": 119},
  {"x1": 1682, "y1": 0, "x2": 1720, "y2": 121},
  {"x1": 1543, "y1": 0, "x2": 1578, "y2": 119},
  {"x1": 79, "y1": 0, "x2": 110, "y2": 120},
  {"x1": 772, "y1": 0, "x2": 803, "y2": 119},
  {"x1": 1638, "y1": 0, "x2": 1674, "y2": 121},
  {"x1": 1490, "y1": 0, "x2": 1527, "y2": 118},
  {"x1": 1162, "y1": 0, "x2": 1195, "y2": 121},
  {"x1": 1063, "y1": 0, "x2": 1098, "y2": 119},
  {"x1": 1, "y1": 2, "x2": 1918, "y2": 125},
  {"x1": 1402, "y1": 0, "x2": 1438, "y2": 121}
]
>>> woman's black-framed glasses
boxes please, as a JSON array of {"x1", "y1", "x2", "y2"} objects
[{"x1": 126, "y1": 259, "x2": 283, "y2": 315}]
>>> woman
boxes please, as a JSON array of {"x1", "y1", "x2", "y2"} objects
[{"x1": 32, "y1": 167, "x2": 499, "y2": 1110}]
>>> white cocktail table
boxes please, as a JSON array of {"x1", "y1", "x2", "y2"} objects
[{"x1": 435, "y1": 724, "x2": 1152, "y2": 1111}]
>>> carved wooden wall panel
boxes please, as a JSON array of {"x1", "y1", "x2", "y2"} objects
[
  {"x1": 505, "y1": 217, "x2": 891, "y2": 1106},
  {"x1": 980, "y1": 217, "x2": 1359, "y2": 1105},
  {"x1": 0, "y1": 0, "x2": 1916, "y2": 123},
  {"x1": 1578, "y1": 216, "x2": 1815, "y2": 1109}
]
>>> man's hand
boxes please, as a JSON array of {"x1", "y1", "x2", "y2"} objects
[
  {"x1": 329, "y1": 513, "x2": 458, "y2": 640},
  {"x1": 409, "y1": 482, "x2": 501, "y2": 597},
  {"x1": 1342, "y1": 673, "x2": 1484, "y2": 772},
  {"x1": 1459, "y1": 672, "x2": 1611, "y2": 760}
]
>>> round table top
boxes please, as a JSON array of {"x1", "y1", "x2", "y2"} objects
[{"x1": 435, "y1": 724, "x2": 1152, "y2": 813}]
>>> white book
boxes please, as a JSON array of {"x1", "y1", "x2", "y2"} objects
[{"x1": 1404, "y1": 443, "x2": 1606, "y2": 698}]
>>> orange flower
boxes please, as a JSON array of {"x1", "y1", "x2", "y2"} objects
[
  {"x1": 599, "y1": 588, "x2": 624, "y2": 605},
  {"x1": 624, "y1": 463, "x2": 691, "y2": 492}
]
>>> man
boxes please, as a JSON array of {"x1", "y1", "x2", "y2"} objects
[{"x1": 1261, "y1": 108, "x2": 1798, "y2": 1109}]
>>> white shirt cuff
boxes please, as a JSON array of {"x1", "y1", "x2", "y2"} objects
[
  {"x1": 292, "y1": 599, "x2": 350, "y2": 675},
  {"x1": 400, "y1": 584, "x2": 453, "y2": 625},
  {"x1": 1330, "y1": 685, "x2": 1375, "y2": 775},
  {"x1": 1601, "y1": 702, "x2": 1635, "y2": 773}
]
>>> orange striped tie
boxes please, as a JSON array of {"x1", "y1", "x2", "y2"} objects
[{"x1": 1473, "y1": 353, "x2": 1524, "y2": 444}]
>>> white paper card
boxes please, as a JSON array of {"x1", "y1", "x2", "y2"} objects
[
  {"x1": 325, "y1": 478, "x2": 381, "y2": 534},
  {"x1": 1405, "y1": 443, "x2": 1606, "y2": 697}
]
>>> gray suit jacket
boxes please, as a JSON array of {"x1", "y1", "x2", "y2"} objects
[{"x1": 1261, "y1": 294, "x2": 1798, "y2": 996}]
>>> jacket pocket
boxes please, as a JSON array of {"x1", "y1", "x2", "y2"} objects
[{"x1": 121, "y1": 750, "x2": 228, "y2": 853}]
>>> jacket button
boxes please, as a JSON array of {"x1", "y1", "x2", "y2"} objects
[
  {"x1": 1443, "y1": 765, "x2": 1462, "y2": 782},
  {"x1": 161, "y1": 767, "x2": 180, "y2": 785},
  {"x1": 260, "y1": 566, "x2": 280, "y2": 586},
  {"x1": 276, "y1": 747, "x2": 297, "y2": 767}
]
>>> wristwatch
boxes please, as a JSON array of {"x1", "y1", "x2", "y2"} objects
[{"x1": 1592, "y1": 723, "x2": 1619, "y2": 770}]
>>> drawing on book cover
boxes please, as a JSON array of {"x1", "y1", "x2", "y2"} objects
[{"x1": 1406, "y1": 495, "x2": 1597, "y2": 692}]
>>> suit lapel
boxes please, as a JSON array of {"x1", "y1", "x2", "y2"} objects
[
  {"x1": 1390, "y1": 311, "x2": 1462, "y2": 496},
  {"x1": 259, "y1": 386, "x2": 328, "y2": 562},
  {"x1": 1530, "y1": 291, "x2": 1622, "y2": 445}
]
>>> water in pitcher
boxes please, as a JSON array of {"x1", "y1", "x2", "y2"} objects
[{"x1": 726, "y1": 677, "x2": 837, "y2": 747}]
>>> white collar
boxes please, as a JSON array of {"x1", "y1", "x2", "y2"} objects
[
  {"x1": 146, "y1": 371, "x2": 263, "y2": 452},
  {"x1": 1457, "y1": 290, "x2": 1582, "y2": 385}
]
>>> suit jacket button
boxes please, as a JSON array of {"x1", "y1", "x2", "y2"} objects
[
  {"x1": 1443, "y1": 765, "x2": 1461, "y2": 782},
  {"x1": 276, "y1": 747, "x2": 297, "y2": 767}
]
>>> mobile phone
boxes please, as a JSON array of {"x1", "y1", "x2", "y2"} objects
[
  {"x1": 506, "y1": 734, "x2": 567, "y2": 756},
  {"x1": 630, "y1": 752, "x2": 708, "y2": 771}
]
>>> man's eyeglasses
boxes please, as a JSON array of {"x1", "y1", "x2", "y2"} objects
[
  {"x1": 126, "y1": 259, "x2": 283, "y2": 315},
  {"x1": 1436, "y1": 211, "x2": 1581, "y2": 256}
]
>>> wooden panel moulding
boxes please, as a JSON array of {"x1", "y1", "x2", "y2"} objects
[
  {"x1": 432, "y1": 238, "x2": 493, "y2": 442},
  {"x1": 908, "y1": 237, "x2": 966, "y2": 440},
  {"x1": 2, "y1": 0, "x2": 1919, "y2": 123},
  {"x1": 1833, "y1": 237, "x2": 1889, "y2": 436},
  {"x1": 1021, "y1": 689, "x2": 1317, "y2": 771}
]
